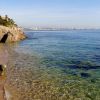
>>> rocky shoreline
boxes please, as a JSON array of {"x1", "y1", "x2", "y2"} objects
[
  {"x1": 0, "y1": 23, "x2": 26, "y2": 99},
  {"x1": 0, "y1": 25, "x2": 26, "y2": 43}
]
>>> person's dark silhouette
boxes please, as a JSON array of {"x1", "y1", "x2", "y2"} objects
[
  {"x1": 0, "y1": 32, "x2": 9, "y2": 43},
  {"x1": 0, "y1": 65, "x2": 3, "y2": 74}
]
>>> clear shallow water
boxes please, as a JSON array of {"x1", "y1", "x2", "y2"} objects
[
  {"x1": 17, "y1": 30, "x2": 100, "y2": 69},
  {"x1": 14, "y1": 30, "x2": 100, "y2": 99}
]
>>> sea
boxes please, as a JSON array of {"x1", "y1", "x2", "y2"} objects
[{"x1": 12, "y1": 30, "x2": 100, "y2": 99}]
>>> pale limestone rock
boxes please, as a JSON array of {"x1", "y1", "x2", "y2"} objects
[{"x1": 0, "y1": 25, "x2": 26, "y2": 43}]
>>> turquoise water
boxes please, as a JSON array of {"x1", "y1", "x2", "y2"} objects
[
  {"x1": 15, "y1": 30, "x2": 100, "y2": 99},
  {"x1": 19, "y1": 30, "x2": 100, "y2": 67}
]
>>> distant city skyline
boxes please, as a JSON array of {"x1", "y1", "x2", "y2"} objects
[{"x1": 0, "y1": 0, "x2": 100, "y2": 28}]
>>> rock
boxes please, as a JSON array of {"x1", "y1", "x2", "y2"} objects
[
  {"x1": 80, "y1": 72, "x2": 91, "y2": 78},
  {"x1": 0, "y1": 25, "x2": 26, "y2": 43},
  {"x1": 0, "y1": 64, "x2": 6, "y2": 76},
  {"x1": 0, "y1": 44, "x2": 9, "y2": 65}
]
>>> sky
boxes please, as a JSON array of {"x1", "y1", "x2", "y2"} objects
[{"x1": 0, "y1": 0, "x2": 100, "y2": 28}]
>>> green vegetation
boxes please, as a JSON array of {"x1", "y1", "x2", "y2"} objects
[{"x1": 0, "y1": 15, "x2": 17, "y2": 27}]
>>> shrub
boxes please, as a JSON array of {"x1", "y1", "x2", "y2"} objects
[{"x1": 0, "y1": 15, "x2": 17, "y2": 27}]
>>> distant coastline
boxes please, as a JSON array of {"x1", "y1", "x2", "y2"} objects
[{"x1": 23, "y1": 27, "x2": 100, "y2": 32}]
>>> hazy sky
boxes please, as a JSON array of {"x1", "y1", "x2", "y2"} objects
[{"x1": 0, "y1": 0, "x2": 100, "y2": 28}]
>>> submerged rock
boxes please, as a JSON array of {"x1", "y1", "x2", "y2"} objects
[
  {"x1": 68, "y1": 65, "x2": 100, "y2": 70},
  {"x1": 80, "y1": 72, "x2": 91, "y2": 78}
]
